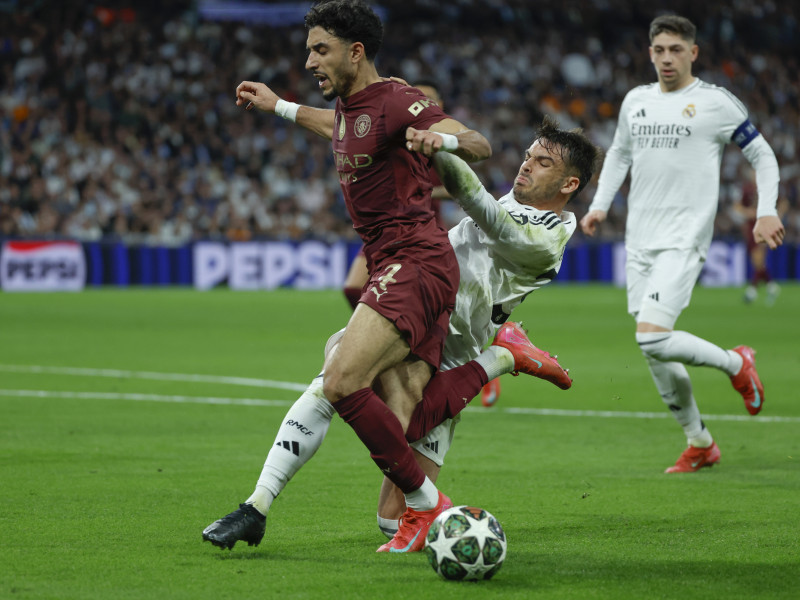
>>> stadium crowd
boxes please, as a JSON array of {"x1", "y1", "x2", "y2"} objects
[{"x1": 1, "y1": 0, "x2": 798, "y2": 246}]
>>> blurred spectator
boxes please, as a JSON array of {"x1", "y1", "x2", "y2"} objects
[{"x1": 0, "y1": 0, "x2": 797, "y2": 244}]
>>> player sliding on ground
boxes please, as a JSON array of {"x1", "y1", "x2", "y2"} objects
[{"x1": 203, "y1": 117, "x2": 602, "y2": 552}]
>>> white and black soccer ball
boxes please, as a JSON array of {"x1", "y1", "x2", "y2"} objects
[{"x1": 424, "y1": 505, "x2": 507, "y2": 581}]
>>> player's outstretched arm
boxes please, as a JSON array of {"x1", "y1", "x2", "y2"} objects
[
  {"x1": 406, "y1": 119, "x2": 491, "y2": 163},
  {"x1": 235, "y1": 80, "x2": 336, "y2": 140},
  {"x1": 429, "y1": 150, "x2": 499, "y2": 229}
]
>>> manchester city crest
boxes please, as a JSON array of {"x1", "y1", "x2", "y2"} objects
[{"x1": 355, "y1": 114, "x2": 372, "y2": 138}]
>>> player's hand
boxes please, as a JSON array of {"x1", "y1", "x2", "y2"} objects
[
  {"x1": 235, "y1": 81, "x2": 279, "y2": 112},
  {"x1": 406, "y1": 127, "x2": 444, "y2": 157},
  {"x1": 580, "y1": 210, "x2": 607, "y2": 236},
  {"x1": 382, "y1": 76, "x2": 410, "y2": 87},
  {"x1": 753, "y1": 215, "x2": 785, "y2": 249}
]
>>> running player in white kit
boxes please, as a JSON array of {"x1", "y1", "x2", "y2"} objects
[
  {"x1": 580, "y1": 15, "x2": 784, "y2": 473},
  {"x1": 203, "y1": 118, "x2": 602, "y2": 549}
]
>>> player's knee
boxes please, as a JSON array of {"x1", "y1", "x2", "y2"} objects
[
  {"x1": 636, "y1": 331, "x2": 672, "y2": 361},
  {"x1": 322, "y1": 371, "x2": 346, "y2": 403},
  {"x1": 323, "y1": 328, "x2": 345, "y2": 361}
]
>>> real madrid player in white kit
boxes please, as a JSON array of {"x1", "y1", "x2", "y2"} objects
[
  {"x1": 203, "y1": 119, "x2": 601, "y2": 550},
  {"x1": 581, "y1": 15, "x2": 785, "y2": 474}
]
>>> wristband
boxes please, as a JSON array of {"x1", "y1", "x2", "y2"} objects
[
  {"x1": 438, "y1": 133, "x2": 459, "y2": 152},
  {"x1": 275, "y1": 99, "x2": 300, "y2": 122}
]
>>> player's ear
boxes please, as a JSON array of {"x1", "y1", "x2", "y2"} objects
[
  {"x1": 690, "y1": 44, "x2": 698, "y2": 63},
  {"x1": 350, "y1": 41, "x2": 366, "y2": 64},
  {"x1": 561, "y1": 176, "x2": 580, "y2": 198}
]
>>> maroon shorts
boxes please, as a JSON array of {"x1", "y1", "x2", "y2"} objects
[{"x1": 359, "y1": 244, "x2": 458, "y2": 370}]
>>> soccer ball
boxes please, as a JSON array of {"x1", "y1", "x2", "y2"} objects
[{"x1": 424, "y1": 505, "x2": 507, "y2": 581}]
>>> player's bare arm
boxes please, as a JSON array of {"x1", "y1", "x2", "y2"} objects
[
  {"x1": 405, "y1": 120, "x2": 491, "y2": 162},
  {"x1": 580, "y1": 210, "x2": 607, "y2": 236},
  {"x1": 235, "y1": 80, "x2": 336, "y2": 140},
  {"x1": 753, "y1": 215, "x2": 785, "y2": 250}
]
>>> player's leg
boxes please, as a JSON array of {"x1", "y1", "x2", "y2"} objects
[
  {"x1": 634, "y1": 249, "x2": 763, "y2": 416},
  {"x1": 626, "y1": 249, "x2": 714, "y2": 471},
  {"x1": 343, "y1": 249, "x2": 368, "y2": 310},
  {"x1": 202, "y1": 330, "x2": 346, "y2": 550},
  {"x1": 644, "y1": 357, "x2": 720, "y2": 473},
  {"x1": 377, "y1": 449, "x2": 441, "y2": 538},
  {"x1": 480, "y1": 378, "x2": 502, "y2": 407},
  {"x1": 627, "y1": 250, "x2": 724, "y2": 472},
  {"x1": 328, "y1": 250, "x2": 475, "y2": 552},
  {"x1": 743, "y1": 226, "x2": 761, "y2": 303},
  {"x1": 749, "y1": 244, "x2": 780, "y2": 306},
  {"x1": 323, "y1": 303, "x2": 449, "y2": 525},
  {"x1": 404, "y1": 321, "x2": 571, "y2": 443}
]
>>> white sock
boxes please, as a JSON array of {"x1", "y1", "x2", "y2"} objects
[
  {"x1": 646, "y1": 357, "x2": 711, "y2": 445},
  {"x1": 474, "y1": 346, "x2": 514, "y2": 380},
  {"x1": 245, "y1": 375, "x2": 335, "y2": 515},
  {"x1": 377, "y1": 514, "x2": 399, "y2": 539},
  {"x1": 688, "y1": 428, "x2": 714, "y2": 449},
  {"x1": 403, "y1": 476, "x2": 439, "y2": 511},
  {"x1": 636, "y1": 331, "x2": 742, "y2": 375}
]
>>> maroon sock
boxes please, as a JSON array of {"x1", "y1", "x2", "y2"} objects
[
  {"x1": 333, "y1": 387, "x2": 425, "y2": 493},
  {"x1": 343, "y1": 287, "x2": 361, "y2": 310},
  {"x1": 405, "y1": 361, "x2": 488, "y2": 442},
  {"x1": 754, "y1": 268, "x2": 771, "y2": 285}
]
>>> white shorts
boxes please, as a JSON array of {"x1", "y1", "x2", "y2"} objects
[
  {"x1": 626, "y1": 248, "x2": 705, "y2": 330},
  {"x1": 409, "y1": 414, "x2": 460, "y2": 467}
]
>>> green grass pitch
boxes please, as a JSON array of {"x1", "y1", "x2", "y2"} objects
[{"x1": 1, "y1": 284, "x2": 798, "y2": 599}]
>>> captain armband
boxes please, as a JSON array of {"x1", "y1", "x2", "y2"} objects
[
  {"x1": 275, "y1": 99, "x2": 300, "y2": 123},
  {"x1": 437, "y1": 133, "x2": 459, "y2": 153},
  {"x1": 732, "y1": 119, "x2": 759, "y2": 149}
]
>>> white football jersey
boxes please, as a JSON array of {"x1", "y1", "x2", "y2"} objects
[
  {"x1": 441, "y1": 190, "x2": 575, "y2": 370},
  {"x1": 590, "y1": 78, "x2": 762, "y2": 254}
]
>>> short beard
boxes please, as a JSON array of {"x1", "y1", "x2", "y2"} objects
[
  {"x1": 322, "y1": 69, "x2": 356, "y2": 101},
  {"x1": 513, "y1": 180, "x2": 562, "y2": 207}
]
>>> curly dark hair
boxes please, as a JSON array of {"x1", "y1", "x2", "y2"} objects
[
  {"x1": 535, "y1": 116, "x2": 603, "y2": 201},
  {"x1": 305, "y1": 0, "x2": 384, "y2": 60}
]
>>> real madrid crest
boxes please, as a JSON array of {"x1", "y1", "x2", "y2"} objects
[
  {"x1": 682, "y1": 103, "x2": 696, "y2": 118},
  {"x1": 355, "y1": 114, "x2": 372, "y2": 138},
  {"x1": 338, "y1": 115, "x2": 346, "y2": 140}
]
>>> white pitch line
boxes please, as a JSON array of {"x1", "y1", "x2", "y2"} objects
[
  {"x1": 0, "y1": 364, "x2": 308, "y2": 392},
  {"x1": 502, "y1": 406, "x2": 800, "y2": 424},
  {"x1": 2, "y1": 388, "x2": 799, "y2": 424},
  {"x1": 0, "y1": 389, "x2": 293, "y2": 407}
]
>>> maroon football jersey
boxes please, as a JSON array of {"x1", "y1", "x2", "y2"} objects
[{"x1": 332, "y1": 81, "x2": 450, "y2": 267}]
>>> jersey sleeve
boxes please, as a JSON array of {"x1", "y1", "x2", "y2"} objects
[
  {"x1": 383, "y1": 86, "x2": 448, "y2": 137},
  {"x1": 588, "y1": 91, "x2": 634, "y2": 213},
  {"x1": 713, "y1": 87, "x2": 779, "y2": 218},
  {"x1": 714, "y1": 87, "x2": 750, "y2": 145}
]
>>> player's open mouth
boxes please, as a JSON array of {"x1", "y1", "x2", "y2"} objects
[{"x1": 313, "y1": 73, "x2": 329, "y2": 87}]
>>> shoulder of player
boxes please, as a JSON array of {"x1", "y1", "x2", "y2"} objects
[
  {"x1": 619, "y1": 83, "x2": 658, "y2": 114},
  {"x1": 501, "y1": 197, "x2": 568, "y2": 231},
  {"x1": 340, "y1": 81, "x2": 403, "y2": 110},
  {"x1": 625, "y1": 82, "x2": 659, "y2": 101},
  {"x1": 695, "y1": 80, "x2": 748, "y2": 114}
]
